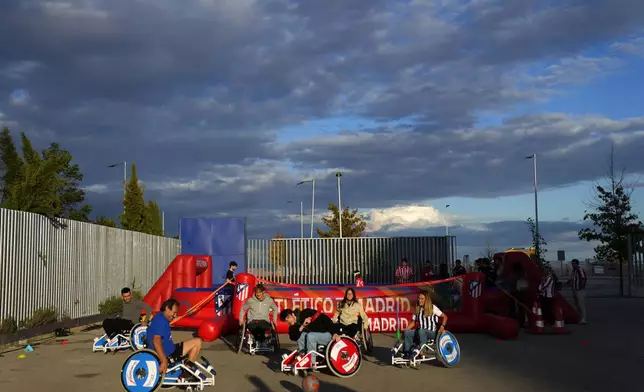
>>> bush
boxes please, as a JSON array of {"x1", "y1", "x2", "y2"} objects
[
  {"x1": 19, "y1": 307, "x2": 58, "y2": 329},
  {"x1": 0, "y1": 317, "x2": 18, "y2": 334},
  {"x1": 98, "y1": 290, "x2": 144, "y2": 315}
]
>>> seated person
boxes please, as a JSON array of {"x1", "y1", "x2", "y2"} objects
[
  {"x1": 238, "y1": 284, "x2": 278, "y2": 344},
  {"x1": 402, "y1": 290, "x2": 448, "y2": 358},
  {"x1": 332, "y1": 288, "x2": 369, "y2": 337},
  {"x1": 280, "y1": 308, "x2": 342, "y2": 362},
  {"x1": 102, "y1": 287, "x2": 152, "y2": 341},
  {"x1": 146, "y1": 298, "x2": 204, "y2": 378}
]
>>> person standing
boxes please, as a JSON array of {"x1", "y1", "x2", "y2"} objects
[
  {"x1": 566, "y1": 259, "x2": 587, "y2": 324},
  {"x1": 420, "y1": 261, "x2": 435, "y2": 282},
  {"x1": 452, "y1": 260, "x2": 467, "y2": 276},
  {"x1": 225, "y1": 261, "x2": 238, "y2": 286},
  {"x1": 538, "y1": 266, "x2": 556, "y2": 326},
  {"x1": 395, "y1": 258, "x2": 413, "y2": 284}
]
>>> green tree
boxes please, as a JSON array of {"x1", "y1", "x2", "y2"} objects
[
  {"x1": 119, "y1": 163, "x2": 147, "y2": 232},
  {"x1": 526, "y1": 217, "x2": 548, "y2": 267},
  {"x1": 95, "y1": 216, "x2": 118, "y2": 228},
  {"x1": 0, "y1": 128, "x2": 25, "y2": 203},
  {"x1": 2, "y1": 133, "x2": 62, "y2": 216},
  {"x1": 145, "y1": 200, "x2": 163, "y2": 235},
  {"x1": 42, "y1": 143, "x2": 92, "y2": 221},
  {"x1": 0, "y1": 128, "x2": 91, "y2": 221},
  {"x1": 578, "y1": 146, "x2": 644, "y2": 263},
  {"x1": 317, "y1": 203, "x2": 367, "y2": 238}
]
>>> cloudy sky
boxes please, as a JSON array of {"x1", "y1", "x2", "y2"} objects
[{"x1": 1, "y1": 0, "x2": 644, "y2": 261}]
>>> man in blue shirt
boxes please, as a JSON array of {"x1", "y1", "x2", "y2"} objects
[{"x1": 146, "y1": 298, "x2": 203, "y2": 374}]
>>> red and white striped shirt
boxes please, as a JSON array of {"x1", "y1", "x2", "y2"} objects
[
  {"x1": 395, "y1": 265, "x2": 413, "y2": 283},
  {"x1": 538, "y1": 274, "x2": 555, "y2": 298},
  {"x1": 571, "y1": 268, "x2": 587, "y2": 291}
]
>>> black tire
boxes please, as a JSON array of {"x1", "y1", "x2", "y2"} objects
[{"x1": 271, "y1": 323, "x2": 280, "y2": 352}]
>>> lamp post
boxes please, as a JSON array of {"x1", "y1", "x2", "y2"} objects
[
  {"x1": 287, "y1": 200, "x2": 304, "y2": 239},
  {"x1": 336, "y1": 172, "x2": 343, "y2": 238},
  {"x1": 526, "y1": 154, "x2": 540, "y2": 257},
  {"x1": 296, "y1": 179, "x2": 316, "y2": 238},
  {"x1": 107, "y1": 161, "x2": 127, "y2": 212},
  {"x1": 444, "y1": 204, "x2": 451, "y2": 236}
]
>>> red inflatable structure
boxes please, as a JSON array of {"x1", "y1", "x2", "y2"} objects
[
  {"x1": 143, "y1": 254, "x2": 522, "y2": 342},
  {"x1": 485, "y1": 249, "x2": 580, "y2": 324}
]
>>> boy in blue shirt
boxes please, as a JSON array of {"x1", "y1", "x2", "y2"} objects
[{"x1": 146, "y1": 298, "x2": 204, "y2": 378}]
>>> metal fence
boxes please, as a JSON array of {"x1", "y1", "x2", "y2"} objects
[
  {"x1": 628, "y1": 233, "x2": 644, "y2": 297},
  {"x1": 247, "y1": 236, "x2": 457, "y2": 284},
  {"x1": 0, "y1": 208, "x2": 181, "y2": 325}
]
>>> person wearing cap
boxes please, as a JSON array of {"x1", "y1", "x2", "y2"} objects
[
  {"x1": 395, "y1": 258, "x2": 413, "y2": 284},
  {"x1": 354, "y1": 270, "x2": 364, "y2": 287}
]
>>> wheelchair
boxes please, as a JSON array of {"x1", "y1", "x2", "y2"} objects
[
  {"x1": 343, "y1": 318, "x2": 373, "y2": 356},
  {"x1": 93, "y1": 322, "x2": 147, "y2": 353},
  {"x1": 234, "y1": 318, "x2": 279, "y2": 355},
  {"x1": 280, "y1": 336, "x2": 362, "y2": 378},
  {"x1": 120, "y1": 349, "x2": 216, "y2": 392},
  {"x1": 390, "y1": 329, "x2": 460, "y2": 368}
]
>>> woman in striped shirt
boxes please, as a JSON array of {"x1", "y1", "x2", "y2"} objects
[
  {"x1": 401, "y1": 291, "x2": 447, "y2": 358},
  {"x1": 538, "y1": 266, "x2": 556, "y2": 325}
]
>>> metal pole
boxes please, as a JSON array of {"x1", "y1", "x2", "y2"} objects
[
  {"x1": 311, "y1": 180, "x2": 315, "y2": 238},
  {"x1": 162, "y1": 210, "x2": 165, "y2": 236},
  {"x1": 445, "y1": 204, "x2": 450, "y2": 236},
  {"x1": 300, "y1": 201, "x2": 304, "y2": 239},
  {"x1": 533, "y1": 154, "x2": 540, "y2": 252},
  {"x1": 123, "y1": 161, "x2": 127, "y2": 197},
  {"x1": 337, "y1": 172, "x2": 343, "y2": 238}
]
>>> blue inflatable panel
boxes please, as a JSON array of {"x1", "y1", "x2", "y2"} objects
[{"x1": 179, "y1": 217, "x2": 247, "y2": 279}]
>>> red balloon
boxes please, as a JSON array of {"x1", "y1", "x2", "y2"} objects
[{"x1": 198, "y1": 321, "x2": 220, "y2": 342}]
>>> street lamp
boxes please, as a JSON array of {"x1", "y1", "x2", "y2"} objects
[
  {"x1": 287, "y1": 200, "x2": 304, "y2": 239},
  {"x1": 296, "y1": 179, "x2": 316, "y2": 238},
  {"x1": 444, "y1": 204, "x2": 450, "y2": 236},
  {"x1": 107, "y1": 161, "x2": 127, "y2": 212},
  {"x1": 336, "y1": 172, "x2": 343, "y2": 238},
  {"x1": 526, "y1": 154, "x2": 540, "y2": 255}
]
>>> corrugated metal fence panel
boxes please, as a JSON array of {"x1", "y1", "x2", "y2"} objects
[
  {"x1": 0, "y1": 208, "x2": 180, "y2": 325},
  {"x1": 247, "y1": 236, "x2": 457, "y2": 285}
]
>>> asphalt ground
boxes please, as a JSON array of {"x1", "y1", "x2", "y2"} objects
[{"x1": 0, "y1": 297, "x2": 641, "y2": 392}]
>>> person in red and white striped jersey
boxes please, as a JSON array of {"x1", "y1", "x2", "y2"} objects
[
  {"x1": 395, "y1": 258, "x2": 414, "y2": 284},
  {"x1": 566, "y1": 259, "x2": 587, "y2": 324},
  {"x1": 538, "y1": 266, "x2": 556, "y2": 325}
]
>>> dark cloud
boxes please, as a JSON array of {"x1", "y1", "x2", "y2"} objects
[{"x1": 1, "y1": 0, "x2": 643, "y2": 255}]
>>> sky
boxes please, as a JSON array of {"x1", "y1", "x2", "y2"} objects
[{"x1": 1, "y1": 0, "x2": 644, "y2": 261}]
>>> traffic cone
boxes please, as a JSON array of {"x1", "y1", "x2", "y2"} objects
[
  {"x1": 531, "y1": 300, "x2": 544, "y2": 334},
  {"x1": 553, "y1": 301, "x2": 570, "y2": 334}
]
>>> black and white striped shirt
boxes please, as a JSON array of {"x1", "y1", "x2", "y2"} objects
[
  {"x1": 412, "y1": 305, "x2": 443, "y2": 331},
  {"x1": 538, "y1": 275, "x2": 555, "y2": 298}
]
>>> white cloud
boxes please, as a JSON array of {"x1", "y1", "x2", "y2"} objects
[{"x1": 365, "y1": 204, "x2": 450, "y2": 232}]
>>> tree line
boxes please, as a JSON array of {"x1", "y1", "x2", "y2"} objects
[{"x1": 0, "y1": 127, "x2": 165, "y2": 236}]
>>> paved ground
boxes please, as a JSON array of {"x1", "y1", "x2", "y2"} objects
[{"x1": 0, "y1": 298, "x2": 642, "y2": 392}]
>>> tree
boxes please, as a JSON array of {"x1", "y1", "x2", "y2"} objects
[
  {"x1": 2, "y1": 132, "x2": 62, "y2": 216},
  {"x1": 578, "y1": 146, "x2": 644, "y2": 263},
  {"x1": 145, "y1": 200, "x2": 164, "y2": 236},
  {"x1": 0, "y1": 128, "x2": 25, "y2": 203},
  {"x1": 95, "y1": 216, "x2": 118, "y2": 228},
  {"x1": 526, "y1": 217, "x2": 548, "y2": 267},
  {"x1": 42, "y1": 142, "x2": 92, "y2": 221},
  {"x1": 317, "y1": 203, "x2": 367, "y2": 238},
  {"x1": 480, "y1": 240, "x2": 498, "y2": 260},
  {"x1": 119, "y1": 164, "x2": 147, "y2": 232},
  {"x1": 0, "y1": 128, "x2": 91, "y2": 221},
  {"x1": 269, "y1": 232, "x2": 286, "y2": 270}
]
